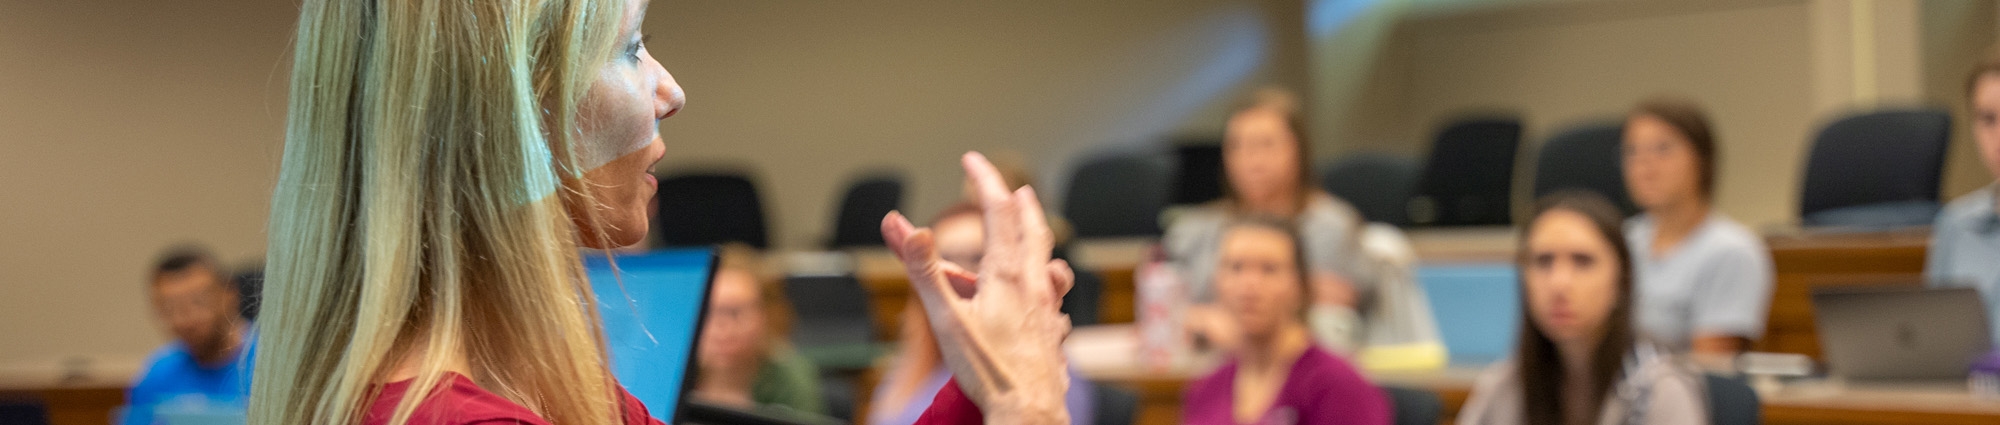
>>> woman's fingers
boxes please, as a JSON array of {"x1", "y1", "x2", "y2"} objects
[
  {"x1": 1046, "y1": 258, "x2": 1074, "y2": 300},
  {"x1": 960, "y1": 152, "x2": 1032, "y2": 294},
  {"x1": 939, "y1": 261, "x2": 980, "y2": 298},
  {"x1": 881, "y1": 211, "x2": 961, "y2": 311},
  {"x1": 1011, "y1": 186, "x2": 1055, "y2": 302}
]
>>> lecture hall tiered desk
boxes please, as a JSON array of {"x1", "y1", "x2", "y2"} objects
[
  {"x1": 3, "y1": 228, "x2": 1991, "y2": 425},
  {"x1": 851, "y1": 227, "x2": 2000, "y2": 425}
]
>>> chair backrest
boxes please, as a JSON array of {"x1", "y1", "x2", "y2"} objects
[
  {"x1": 1319, "y1": 153, "x2": 1423, "y2": 225},
  {"x1": 1410, "y1": 118, "x2": 1523, "y2": 226},
  {"x1": 0, "y1": 398, "x2": 49, "y2": 425},
  {"x1": 1532, "y1": 122, "x2": 1638, "y2": 217},
  {"x1": 654, "y1": 173, "x2": 770, "y2": 249},
  {"x1": 1380, "y1": 386, "x2": 1443, "y2": 425},
  {"x1": 1704, "y1": 373, "x2": 1761, "y2": 425},
  {"x1": 1090, "y1": 385, "x2": 1139, "y2": 425},
  {"x1": 1799, "y1": 109, "x2": 1951, "y2": 227},
  {"x1": 1062, "y1": 153, "x2": 1174, "y2": 238},
  {"x1": 827, "y1": 174, "x2": 903, "y2": 249},
  {"x1": 1061, "y1": 267, "x2": 1104, "y2": 327},
  {"x1": 781, "y1": 275, "x2": 875, "y2": 348},
  {"x1": 1171, "y1": 143, "x2": 1225, "y2": 205}
]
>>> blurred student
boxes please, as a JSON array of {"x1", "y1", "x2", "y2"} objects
[
  {"x1": 1931, "y1": 52, "x2": 2000, "y2": 343},
  {"x1": 1160, "y1": 88, "x2": 1376, "y2": 350},
  {"x1": 1457, "y1": 192, "x2": 1707, "y2": 425},
  {"x1": 868, "y1": 203, "x2": 1097, "y2": 425},
  {"x1": 125, "y1": 245, "x2": 253, "y2": 425},
  {"x1": 693, "y1": 245, "x2": 826, "y2": 415},
  {"x1": 1181, "y1": 217, "x2": 1390, "y2": 425},
  {"x1": 1621, "y1": 97, "x2": 1774, "y2": 360}
]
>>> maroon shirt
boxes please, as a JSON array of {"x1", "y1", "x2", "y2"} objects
[
  {"x1": 363, "y1": 373, "x2": 665, "y2": 425},
  {"x1": 1180, "y1": 345, "x2": 1391, "y2": 425},
  {"x1": 913, "y1": 379, "x2": 983, "y2": 425}
]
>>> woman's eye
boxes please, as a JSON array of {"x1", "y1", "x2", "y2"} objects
[
  {"x1": 630, "y1": 34, "x2": 650, "y2": 60},
  {"x1": 1573, "y1": 254, "x2": 1595, "y2": 268}
]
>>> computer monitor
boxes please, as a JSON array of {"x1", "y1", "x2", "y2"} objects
[{"x1": 586, "y1": 248, "x2": 717, "y2": 424}]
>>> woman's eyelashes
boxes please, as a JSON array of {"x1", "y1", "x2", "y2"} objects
[{"x1": 628, "y1": 34, "x2": 650, "y2": 62}]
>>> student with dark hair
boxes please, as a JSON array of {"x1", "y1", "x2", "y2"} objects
[
  {"x1": 125, "y1": 244, "x2": 253, "y2": 425},
  {"x1": 1928, "y1": 50, "x2": 2000, "y2": 343},
  {"x1": 1620, "y1": 96, "x2": 1774, "y2": 360},
  {"x1": 1457, "y1": 192, "x2": 1707, "y2": 425},
  {"x1": 1181, "y1": 216, "x2": 1391, "y2": 425}
]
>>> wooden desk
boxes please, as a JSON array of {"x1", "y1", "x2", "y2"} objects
[
  {"x1": 0, "y1": 361, "x2": 136, "y2": 425},
  {"x1": 1761, "y1": 380, "x2": 2000, "y2": 425},
  {"x1": 1066, "y1": 324, "x2": 2000, "y2": 425},
  {"x1": 1756, "y1": 231, "x2": 1931, "y2": 359},
  {"x1": 852, "y1": 239, "x2": 1150, "y2": 342}
]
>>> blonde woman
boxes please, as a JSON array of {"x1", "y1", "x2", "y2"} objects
[{"x1": 251, "y1": 0, "x2": 1075, "y2": 424}]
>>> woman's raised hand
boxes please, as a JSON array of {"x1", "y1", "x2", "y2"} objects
[{"x1": 881, "y1": 152, "x2": 1074, "y2": 425}]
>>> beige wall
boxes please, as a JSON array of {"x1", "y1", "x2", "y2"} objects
[
  {"x1": 0, "y1": 0, "x2": 294, "y2": 364},
  {"x1": 1921, "y1": 0, "x2": 2000, "y2": 197},
  {"x1": 1315, "y1": 0, "x2": 1994, "y2": 229},
  {"x1": 0, "y1": 0, "x2": 1305, "y2": 365},
  {"x1": 648, "y1": 0, "x2": 1306, "y2": 248}
]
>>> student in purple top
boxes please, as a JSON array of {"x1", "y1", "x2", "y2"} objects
[{"x1": 1182, "y1": 216, "x2": 1391, "y2": 425}]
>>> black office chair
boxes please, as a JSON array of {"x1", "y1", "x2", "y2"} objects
[
  {"x1": 1705, "y1": 374, "x2": 1761, "y2": 425},
  {"x1": 1319, "y1": 153, "x2": 1423, "y2": 226},
  {"x1": 653, "y1": 172, "x2": 771, "y2": 249},
  {"x1": 1798, "y1": 108, "x2": 1952, "y2": 228},
  {"x1": 1061, "y1": 267, "x2": 1104, "y2": 327},
  {"x1": 783, "y1": 274, "x2": 879, "y2": 421},
  {"x1": 1408, "y1": 118, "x2": 1523, "y2": 226},
  {"x1": 0, "y1": 397, "x2": 48, "y2": 425},
  {"x1": 1091, "y1": 385, "x2": 1140, "y2": 425},
  {"x1": 783, "y1": 275, "x2": 876, "y2": 352},
  {"x1": 1380, "y1": 386, "x2": 1443, "y2": 425},
  {"x1": 1171, "y1": 142, "x2": 1225, "y2": 205},
  {"x1": 232, "y1": 265, "x2": 265, "y2": 322},
  {"x1": 1062, "y1": 152, "x2": 1174, "y2": 238},
  {"x1": 826, "y1": 173, "x2": 903, "y2": 249},
  {"x1": 1532, "y1": 122, "x2": 1639, "y2": 217}
]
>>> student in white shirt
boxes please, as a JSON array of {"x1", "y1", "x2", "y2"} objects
[{"x1": 1620, "y1": 96, "x2": 1775, "y2": 360}]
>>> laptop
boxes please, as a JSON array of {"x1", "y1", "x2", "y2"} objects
[
  {"x1": 1812, "y1": 285, "x2": 1993, "y2": 381},
  {"x1": 586, "y1": 248, "x2": 718, "y2": 425}
]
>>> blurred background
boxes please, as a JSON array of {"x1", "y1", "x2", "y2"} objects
[{"x1": 3, "y1": 0, "x2": 1998, "y2": 421}]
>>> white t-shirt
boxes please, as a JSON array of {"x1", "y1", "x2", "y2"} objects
[{"x1": 1625, "y1": 212, "x2": 1776, "y2": 352}]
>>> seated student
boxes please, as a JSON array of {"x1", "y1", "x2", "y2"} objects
[
  {"x1": 868, "y1": 202, "x2": 1098, "y2": 425},
  {"x1": 1181, "y1": 216, "x2": 1391, "y2": 425},
  {"x1": 1929, "y1": 53, "x2": 2000, "y2": 343},
  {"x1": 1620, "y1": 96, "x2": 1774, "y2": 360},
  {"x1": 1457, "y1": 192, "x2": 1707, "y2": 425},
  {"x1": 1167, "y1": 88, "x2": 1435, "y2": 356},
  {"x1": 692, "y1": 245, "x2": 827, "y2": 415},
  {"x1": 125, "y1": 245, "x2": 253, "y2": 425}
]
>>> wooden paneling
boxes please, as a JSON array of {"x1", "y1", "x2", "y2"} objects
[{"x1": 1756, "y1": 232, "x2": 1931, "y2": 359}]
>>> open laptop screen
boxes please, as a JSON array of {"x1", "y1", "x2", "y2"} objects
[{"x1": 585, "y1": 248, "x2": 717, "y2": 423}]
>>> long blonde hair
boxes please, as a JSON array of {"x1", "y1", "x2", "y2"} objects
[{"x1": 250, "y1": 0, "x2": 629, "y2": 424}]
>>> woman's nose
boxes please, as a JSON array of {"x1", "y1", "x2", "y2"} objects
[{"x1": 656, "y1": 69, "x2": 685, "y2": 120}]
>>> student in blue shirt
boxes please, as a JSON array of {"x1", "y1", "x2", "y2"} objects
[
  {"x1": 1929, "y1": 52, "x2": 2000, "y2": 344},
  {"x1": 123, "y1": 246, "x2": 253, "y2": 425}
]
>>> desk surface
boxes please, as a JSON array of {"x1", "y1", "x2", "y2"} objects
[{"x1": 1063, "y1": 324, "x2": 2000, "y2": 425}]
